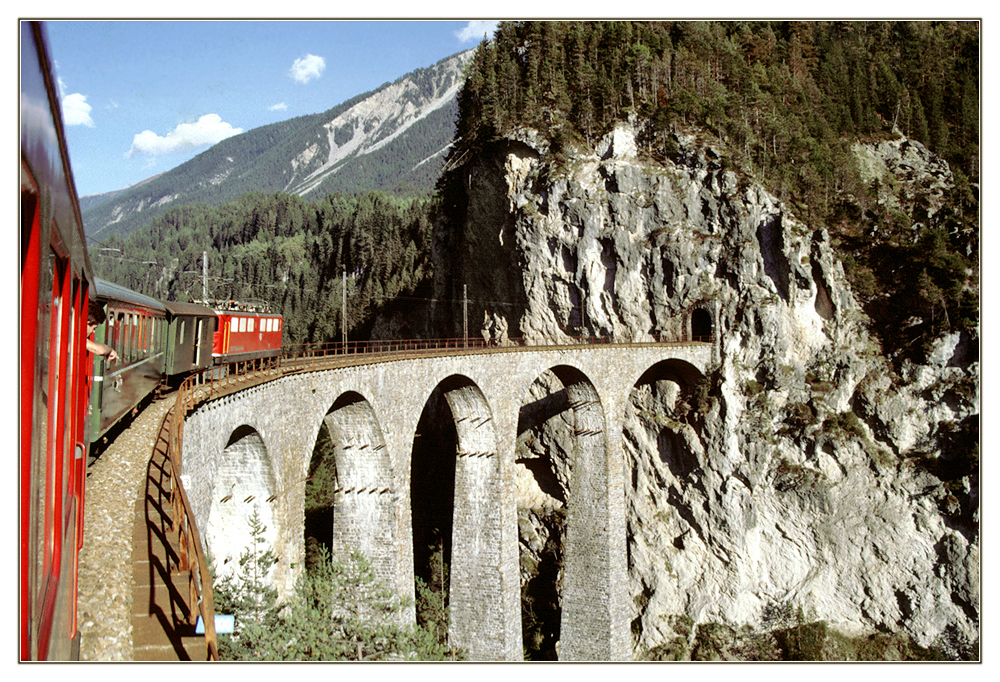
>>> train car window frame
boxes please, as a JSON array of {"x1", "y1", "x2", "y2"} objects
[
  {"x1": 239, "y1": 317, "x2": 247, "y2": 333},
  {"x1": 27, "y1": 247, "x2": 56, "y2": 653},
  {"x1": 248, "y1": 317, "x2": 254, "y2": 333},
  {"x1": 132, "y1": 313, "x2": 139, "y2": 362},
  {"x1": 230, "y1": 317, "x2": 238, "y2": 334},
  {"x1": 44, "y1": 253, "x2": 69, "y2": 591},
  {"x1": 117, "y1": 312, "x2": 126, "y2": 362}
]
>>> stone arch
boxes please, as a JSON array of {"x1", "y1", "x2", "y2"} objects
[
  {"x1": 517, "y1": 364, "x2": 622, "y2": 660},
  {"x1": 306, "y1": 391, "x2": 398, "y2": 588},
  {"x1": 410, "y1": 374, "x2": 504, "y2": 660},
  {"x1": 207, "y1": 425, "x2": 277, "y2": 582},
  {"x1": 629, "y1": 358, "x2": 706, "y2": 477},
  {"x1": 624, "y1": 358, "x2": 708, "y2": 651}
]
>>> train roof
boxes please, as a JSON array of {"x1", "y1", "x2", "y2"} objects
[
  {"x1": 21, "y1": 22, "x2": 94, "y2": 289},
  {"x1": 94, "y1": 278, "x2": 167, "y2": 312},
  {"x1": 162, "y1": 300, "x2": 217, "y2": 317},
  {"x1": 213, "y1": 308, "x2": 281, "y2": 317}
]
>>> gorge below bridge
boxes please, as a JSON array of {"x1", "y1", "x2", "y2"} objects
[{"x1": 179, "y1": 339, "x2": 714, "y2": 661}]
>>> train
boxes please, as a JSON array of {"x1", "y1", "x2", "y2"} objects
[
  {"x1": 20, "y1": 21, "x2": 282, "y2": 660},
  {"x1": 89, "y1": 278, "x2": 283, "y2": 442},
  {"x1": 21, "y1": 20, "x2": 95, "y2": 661}
]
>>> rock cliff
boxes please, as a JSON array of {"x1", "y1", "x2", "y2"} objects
[{"x1": 432, "y1": 123, "x2": 979, "y2": 659}]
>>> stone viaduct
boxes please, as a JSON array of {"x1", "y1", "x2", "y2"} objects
[{"x1": 179, "y1": 342, "x2": 713, "y2": 661}]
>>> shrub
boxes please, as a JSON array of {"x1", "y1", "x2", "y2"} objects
[{"x1": 213, "y1": 514, "x2": 458, "y2": 661}]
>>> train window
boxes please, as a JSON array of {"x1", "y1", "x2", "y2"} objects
[
  {"x1": 180, "y1": 320, "x2": 186, "y2": 344},
  {"x1": 248, "y1": 317, "x2": 254, "y2": 333},
  {"x1": 276, "y1": 318, "x2": 281, "y2": 332},
  {"x1": 239, "y1": 317, "x2": 247, "y2": 333},
  {"x1": 107, "y1": 310, "x2": 115, "y2": 353},
  {"x1": 27, "y1": 249, "x2": 56, "y2": 633},
  {"x1": 230, "y1": 317, "x2": 238, "y2": 334},
  {"x1": 44, "y1": 255, "x2": 70, "y2": 582},
  {"x1": 129, "y1": 314, "x2": 137, "y2": 362},
  {"x1": 116, "y1": 313, "x2": 125, "y2": 361}
]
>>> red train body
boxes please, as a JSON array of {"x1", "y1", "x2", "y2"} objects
[
  {"x1": 212, "y1": 309, "x2": 282, "y2": 363},
  {"x1": 20, "y1": 22, "x2": 285, "y2": 661},
  {"x1": 20, "y1": 21, "x2": 94, "y2": 661}
]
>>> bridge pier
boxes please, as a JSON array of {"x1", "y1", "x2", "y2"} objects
[
  {"x1": 552, "y1": 370, "x2": 632, "y2": 661},
  {"x1": 180, "y1": 344, "x2": 711, "y2": 662},
  {"x1": 440, "y1": 378, "x2": 523, "y2": 660}
]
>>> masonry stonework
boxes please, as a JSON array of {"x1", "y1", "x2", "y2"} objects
[{"x1": 180, "y1": 344, "x2": 712, "y2": 661}]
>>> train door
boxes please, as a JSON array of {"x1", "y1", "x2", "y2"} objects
[{"x1": 194, "y1": 318, "x2": 204, "y2": 367}]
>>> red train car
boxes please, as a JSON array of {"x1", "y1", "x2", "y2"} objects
[
  {"x1": 212, "y1": 308, "x2": 283, "y2": 364},
  {"x1": 20, "y1": 21, "x2": 95, "y2": 660}
]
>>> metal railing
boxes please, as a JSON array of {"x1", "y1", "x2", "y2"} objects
[
  {"x1": 166, "y1": 379, "x2": 220, "y2": 660},
  {"x1": 163, "y1": 331, "x2": 713, "y2": 658}
]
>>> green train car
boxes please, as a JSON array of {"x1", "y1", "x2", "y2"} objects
[
  {"x1": 163, "y1": 300, "x2": 217, "y2": 379},
  {"x1": 89, "y1": 279, "x2": 167, "y2": 441}
]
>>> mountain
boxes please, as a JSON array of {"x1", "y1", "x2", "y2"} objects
[
  {"x1": 82, "y1": 49, "x2": 474, "y2": 238},
  {"x1": 418, "y1": 21, "x2": 978, "y2": 661}
]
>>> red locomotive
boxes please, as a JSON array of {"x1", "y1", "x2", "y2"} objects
[{"x1": 212, "y1": 306, "x2": 283, "y2": 363}]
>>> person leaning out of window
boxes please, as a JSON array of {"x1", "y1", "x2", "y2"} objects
[{"x1": 87, "y1": 299, "x2": 119, "y2": 363}]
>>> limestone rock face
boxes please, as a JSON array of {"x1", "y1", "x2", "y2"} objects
[{"x1": 435, "y1": 123, "x2": 979, "y2": 658}]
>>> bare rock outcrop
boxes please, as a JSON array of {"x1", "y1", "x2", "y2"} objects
[{"x1": 434, "y1": 122, "x2": 979, "y2": 659}]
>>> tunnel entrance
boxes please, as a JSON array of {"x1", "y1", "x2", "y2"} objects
[{"x1": 691, "y1": 307, "x2": 713, "y2": 341}]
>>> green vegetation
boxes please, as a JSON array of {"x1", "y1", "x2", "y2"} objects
[
  {"x1": 640, "y1": 615, "x2": 951, "y2": 661},
  {"x1": 447, "y1": 20, "x2": 978, "y2": 367},
  {"x1": 92, "y1": 190, "x2": 435, "y2": 345},
  {"x1": 92, "y1": 21, "x2": 977, "y2": 365},
  {"x1": 414, "y1": 538, "x2": 450, "y2": 649},
  {"x1": 213, "y1": 510, "x2": 455, "y2": 661}
]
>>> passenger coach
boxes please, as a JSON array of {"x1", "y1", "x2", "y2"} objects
[
  {"x1": 89, "y1": 279, "x2": 167, "y2": 441},
  {"x1": 21, "y1": 20, "x2": 94, "y2": 661}
]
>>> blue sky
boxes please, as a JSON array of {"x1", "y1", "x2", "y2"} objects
[{"x1": 43, "y1": 19, "x2": 500, "y2": 197}]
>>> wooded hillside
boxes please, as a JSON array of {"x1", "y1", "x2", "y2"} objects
[
  {"x1": 92, "y1": 191, "x2": 434, "y2": 345},
  {"x1": 445, "y1": 20, "x2": 979, "y2": 363}
]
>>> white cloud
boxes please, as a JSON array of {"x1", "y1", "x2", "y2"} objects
[
  {"x1": 455, "y1": 21, "x2": 499, "y2": 43},
  {"x1": 62, "y1": 92, "x2": 94, "y2": 127},
  {"x1": 125, "y1": 114, "x2": 243, "y2": 158},
  {"x1": 290, "y1": 54, "x2": 325, "y2": 84},
  {"x1": 269, "y1": 102, "x2": 288, "y2": 111}
]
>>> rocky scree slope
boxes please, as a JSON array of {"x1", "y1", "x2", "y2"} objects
[
  {"x1": 83, "y1": 50, "x2": 473, "y2": 239},
  {"x1": 431, "y1": 123, "x2": 978, "y2": 659}
]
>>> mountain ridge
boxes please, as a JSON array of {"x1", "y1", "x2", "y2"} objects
[{"x1": 83, "y1": 48, "x2": 474, "y2": 238}]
